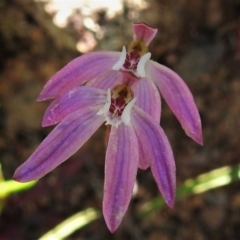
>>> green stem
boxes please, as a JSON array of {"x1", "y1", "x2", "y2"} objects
[{"x1": 39, "y1": 208, "x2": 101, "y2": 240}]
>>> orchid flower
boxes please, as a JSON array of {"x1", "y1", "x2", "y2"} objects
[
  {"x1": 13, "y1": 84, "x2": 176, "y2": 232},
  {"x1": 37, "y1": 22, "x2": 202, "y2": 145}
]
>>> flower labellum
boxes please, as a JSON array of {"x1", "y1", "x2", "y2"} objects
[{"x1": 97, "y1": 85, "x2": 136, "y2": 127}]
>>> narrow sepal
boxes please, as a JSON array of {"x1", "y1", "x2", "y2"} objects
[
  {"x1": 38, "y1": 51, "x2": 121, "y2": 101},
  {"x1": 132, "y1": 106, "x2": 176, "y2": 207},
  {"x1": 103, "y1": 124, "x2": 139, "y2": 232},
  {"x1": 42, "y1": 86, "x2": 106, "y2": 126},
  {"x1": 147, "y1": 61, "x2": 203, "y2": 144},
  {"x1": 13, "y1": 108, "x2": 104, "y2": 182}
]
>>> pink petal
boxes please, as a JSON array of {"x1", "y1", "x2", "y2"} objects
[
  {"x1": 132, "y1": 22, "x2": 158, "y2": 46},
  {"x1": 103, "y1": 124, "x2": 139, "y2": 233},
  {"x1": 13, "y1": 108, "x2": 104, "y2": 182},
  {"x1": 147, "y1": 61, "x2": 203, "y2": 144},
  {"x1": 87, "y1": 70, "x2": 122, "y2": 90},
  {"x1": 42, "y1": 86, "x2": 106, "y2": 127},
  {"x1": 38, "y1": 51, "x2": 121, "y2": 101},
  {"x1": 132, "y1": 106, "x2": 176, "y2": 207},
  {"x1": 132, "y1": 77, "x2": 161, "y2": 169},
  {"x1": 132, "y1": 77, "x2": 161, "y2": 122}
]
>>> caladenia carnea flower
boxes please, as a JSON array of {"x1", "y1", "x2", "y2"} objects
[
  {"x1": 13, "y1": 84, "x2": 176, "y2": 233},
  {"x1": 37, "y1": 22, "x2": 202, "y2": 145}
]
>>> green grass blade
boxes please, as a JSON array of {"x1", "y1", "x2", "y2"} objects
[
  {"x1": 0, "y1": 180, "x2": 37, "y2": 198},
  {"x1": 138, "y1": 164, "x2": 240, "y2": 220},
  {"x1": 39, "y1": 208, "x2": 101, "y2": 240}
]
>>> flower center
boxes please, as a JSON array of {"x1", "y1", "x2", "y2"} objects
[
  {"x1": 97, "y1": 84, "x2": 136, "y2": 127},
  {"x1": 109, "y1": 84, "x2": 133, "y2": 117},
  {"x1": 112, "y1": 41, "x2": 151, "y2": 78},
  {"x1": 123, "y1": 40, "x2": 148, "y2": 70}
]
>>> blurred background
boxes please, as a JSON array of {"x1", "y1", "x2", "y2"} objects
[{"x1": 1, "y1": 0, "x2": 240, "y2": 239}]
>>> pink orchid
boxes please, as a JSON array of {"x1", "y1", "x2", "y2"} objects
[
  {"x1": 13, "y1": 22, "x2": 202, "y2": 232},
  {"x1": 37, "y1": 22, "x2": 202, "y2": 145},
  {"x1": 13, "y1": 84, "x2": 176, "y2": 232}
]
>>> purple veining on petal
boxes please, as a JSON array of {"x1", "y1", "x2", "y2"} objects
[
  {"x1": 132, "y1": 22, "x2": 158, "y2": 46},
  {"x1": 132, "y1": 106, "x2": 176, "y2": 208},
  {"x1": 38, "y1": 51, "x2": 121, "y2": 101},
  {"x1": 87, "y1": 70, "x2": 122, "y2": 90},
  {"x1": 103, "y1": 124, "x2": 139, "y2": 233},
  {"x1": 13, "y1": 107, "x2": 104, "y2": 182},
  {"x1": 147, "y1": 61, "x2": 203, "y2": 145},
  {"x1": 132, "y1": 77, "x2": 161, "y2": 122},
  {"x1": 42, "y1": 86, "x2": 106, "y2": 127}
]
